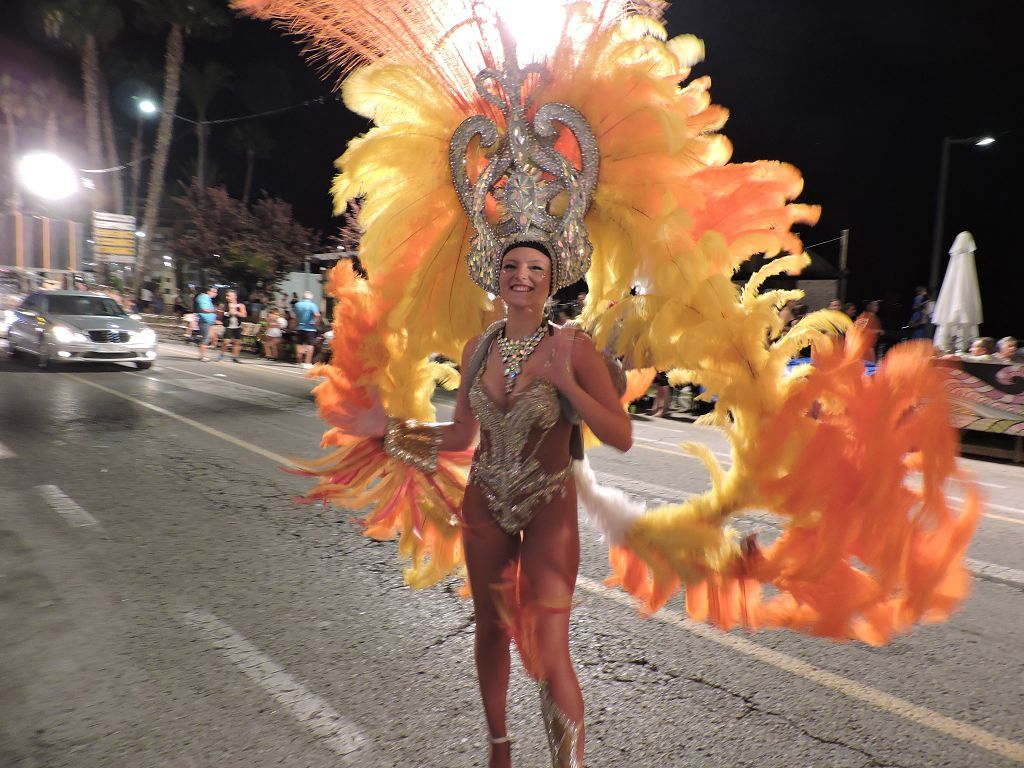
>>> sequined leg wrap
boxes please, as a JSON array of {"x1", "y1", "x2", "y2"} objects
[{"x1": 538, "y1": 682, "x2": 581, "y2": 767}]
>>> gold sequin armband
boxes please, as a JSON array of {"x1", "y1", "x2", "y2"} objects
[{"x1": 383, "y1": 418, "x2": 443, "y2": 474}]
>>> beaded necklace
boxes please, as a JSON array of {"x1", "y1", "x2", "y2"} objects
[{"x1": 497, "y1": 320, "x2": 548, "y2": 394}]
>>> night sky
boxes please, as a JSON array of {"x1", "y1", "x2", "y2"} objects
[{"x1": 4, "y1": 1, "x2": 1019, "y2": 336}]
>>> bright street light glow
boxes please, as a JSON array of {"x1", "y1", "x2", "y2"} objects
[
  {"x1": 138, "y1": 99, "x2": 158, "y2": 115},
  {"x1": 17, "y1": 151, "x2": 78, "y2": 200},
  {"x1": 493, "y1": 0, "x2": 621, "y2": 64},
  {"x1": 975, "y1": 136, "x2": 995, "y2": 146},
  {"x1": 497, "y1": 0, "x2": 566, "y2": 64},
  {"x1": 135, "y1": 230, "x2": 146, "y2": 238}
]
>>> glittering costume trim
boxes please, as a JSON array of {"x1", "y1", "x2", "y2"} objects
[
  {"x1": 468, "y1": 357, "x2": 572, "y2": 534},
  {"x1": 497, "y1": 320, "x2": 548, "y2": 394},
  {"x1": 384, "y1": 418, "x2": 442, "y2": 474},
  {"x1": 539, "y1": 682, "x2": 581, "y2": 768},
  {"x1": 449, "y1": 30, "x2": 598, "y2": 295}
]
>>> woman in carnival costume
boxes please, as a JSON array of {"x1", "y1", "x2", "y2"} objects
[{"x1": 233, "y1": 1, "x2": 982, "y2": 765}]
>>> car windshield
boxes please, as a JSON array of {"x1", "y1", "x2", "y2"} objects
[{"x1": 45, "y1": 295, "x2": 127, "y2": 317}]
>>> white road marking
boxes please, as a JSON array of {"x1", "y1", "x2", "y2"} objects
[
  {"x1": 576, "y1": 576, "x2": 1024, "y2": 764},
  {"x1": 182, "y1": 608, "x2": 366, "y2": 759},
  {"x1": 160, "y1": 376, "x2": 307, "y2": 410},
  {"x1": 65, "y1": 375, "x2": 293, "y2": 466},
  {"x1": 35, "y1": 485, "x2": 100, "y2": 528},
  {"x1": 964, "y1": 558, "x2": 1024, "y2": 589},
  {"x1": 949, "y1": 495, "x2": 1024, "y2": 518},
  {"x1": 153, "y1": 346, "x2": 314, "y2": 381},
  {"x1": 633, "y1": 434, "x2": 733, "y2": 461},
  {"x1": 152, "y1": 362, "x2": 313, "y2": 405},
  {"x1": 984, "y1": 512, "x2": 1024, "y2": 527},
  {"x1": 65, "y1": 370, "x2": 1024, "y2": 757},
  {"x1": 0, "y1": 440, "x2": 14, "y2": 459},
  {"x1": 971, "y1": 479, "x2": 1008, "y2": 490}
]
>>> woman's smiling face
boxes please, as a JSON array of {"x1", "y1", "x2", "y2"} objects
[{"x1": 499, "y1": 246, "x2": 551, "y2": 309}]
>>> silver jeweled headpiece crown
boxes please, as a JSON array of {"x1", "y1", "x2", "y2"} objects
[{"x1": 449, "y1": 35, "x2": 599, "y2": 295}]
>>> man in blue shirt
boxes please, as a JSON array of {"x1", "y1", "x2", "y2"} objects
[
  {"x1": 194, "y1": 286, "x2": 218, "y2": 361},
  {"x1": 293, "y1": 290, "x2": 321, "y2": 369}
]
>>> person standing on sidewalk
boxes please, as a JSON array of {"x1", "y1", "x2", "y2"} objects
[
  {"x1": 218, "y1": 289, "x2": 248, "y2": 362},
  {"x1": 195, "y1": 286, "x2": 218, "y2": 362},
  {"x1": 293, "y1": 291, "x2": 321, "y2": 369}
]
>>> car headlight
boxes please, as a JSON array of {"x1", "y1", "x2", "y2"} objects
[
  {"x1": 136, "y1": 328, "x2": 157, "y2": 345},
  {"x1": 51, "y1": 325, "x2": 88, "y2": 343}
]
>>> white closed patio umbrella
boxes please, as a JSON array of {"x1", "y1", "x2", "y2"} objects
[{"x1": 932, "y1": 231, "x2": 983, "y2": 353}]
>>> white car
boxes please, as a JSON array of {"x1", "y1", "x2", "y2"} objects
[{"x1": 6, "y1": 290, "x2": 158, "y2": 369}]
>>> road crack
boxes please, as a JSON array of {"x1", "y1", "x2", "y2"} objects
[{"x1": 683, "y1": 674, "x2": 911, "y2": 768}]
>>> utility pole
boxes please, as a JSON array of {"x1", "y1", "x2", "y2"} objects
[
  {"x1": 928, "y1": 135, "x2": 996, "y2": 293},
  {"x1": 928, "y1": 137, "x2": 952, "y2": 294},
  {"x1": 838, "y1": 228, "x2": 849, "y2": 302}
]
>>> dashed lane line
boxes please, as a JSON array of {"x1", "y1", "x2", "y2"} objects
[
  {"x1": 182, "y1": 608, "x2": 366, "y2": 760},
  {"x1": 35, "y1": 484, "x2": 100, "y2": 528},
  {"x1": 65, "y1": 370, "x2": 1024, "y2": 759},
  {"x1": 0, "y1": 440, "x2": 14, "y2": 459},
  {"x1": 576, "y1": 576, "x2": 1024, "y2": 765}
]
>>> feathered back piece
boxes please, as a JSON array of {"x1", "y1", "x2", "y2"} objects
[
  {"x1": 236, "y1": 0, "x2": 979, "y2": 643},
  {"x1": 232, "y1": 0, "x2": 817, "y2": 410}
]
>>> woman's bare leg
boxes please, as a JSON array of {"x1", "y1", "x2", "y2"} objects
[
  {"x1": 520, "y1": 489, "x2": 584, "y2": 762},
  {"x1": 462, "y1": 487, "x2": 520, "y2": 768}
]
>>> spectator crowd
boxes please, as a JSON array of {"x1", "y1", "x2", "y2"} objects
[{"x1": 175, "y1": 285, "x2": 333, "y2": 367}]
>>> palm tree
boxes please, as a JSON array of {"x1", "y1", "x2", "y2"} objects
[
  {"x1": 226, "y1": 121, "x2": 273, "y2": 206},
  {"x1": 28, "y1": 78, "x2": 82, "y2": 152},
  {"x1": 181, "y1": 61, "x2": 232, "y2": 190},
  {"x1": 132, "y1": 0, "x2": 228, "y2": 292},
  {"x1": 41, "y1": 0, "x2": 123, "y2": 212},
  {"x1": 0, "y1": 74, "x2": 29, "y2": 213},
  {"x1": 98, "y1": 79, "x2": 125, "y2": 213}
]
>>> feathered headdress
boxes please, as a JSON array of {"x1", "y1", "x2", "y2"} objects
[{"x1": 449, "y1": 28, "x2": 599, "y2": 293}]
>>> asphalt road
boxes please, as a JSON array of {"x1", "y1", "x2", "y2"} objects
[{"x1": 1, "y1": 341, "x2": 1022, "y2": 768}]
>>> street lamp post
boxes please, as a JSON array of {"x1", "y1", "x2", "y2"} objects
[
  {"x1": 130, "y1": 98, "x2": 157, "y2": 222},
  {"x1": 928, "y1": 135, "x2": 994, "y2": 293}
]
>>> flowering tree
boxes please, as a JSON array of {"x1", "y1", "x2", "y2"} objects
[{"x1": 173, "y1": 179, "x2": 316, "y2": 288}]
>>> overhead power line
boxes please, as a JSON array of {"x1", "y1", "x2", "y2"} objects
[{"x1": 79, "y1": 95, "x2": 335, "y2": 174}]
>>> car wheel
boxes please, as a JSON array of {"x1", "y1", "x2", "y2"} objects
[
  {"x1": 6, "y1": 340, "x2": 17, "y2": 359},
  {"x1": 135, "y1": 361, "x2": 153, "y2": 370}
]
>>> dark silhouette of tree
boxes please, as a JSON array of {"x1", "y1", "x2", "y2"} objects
[
  {"x1": 132, "y1": 0, "x2": 229, "y2": 292},
  {"x1": 226, "y1": 121, "x2": 273, "y2": 206}
]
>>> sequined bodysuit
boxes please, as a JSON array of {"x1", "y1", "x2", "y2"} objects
[{"x1": 468, "y1": 358, "x2": 574, "y2": 534}]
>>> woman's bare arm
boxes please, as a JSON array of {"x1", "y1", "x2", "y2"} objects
[
  {"x1": 438, "y1": 336, "x2": 482, "y2": 451},
  {"x1": 330, "y1": 335, "x2": 481, "y2": 453}
]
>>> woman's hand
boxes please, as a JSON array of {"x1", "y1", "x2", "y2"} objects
[
  {"x1": 325, "y1": 394, "x2": 388, "y2": 438},
  {"x1": 529, "y1": 326, "x2": 580, "y2": 395}
]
